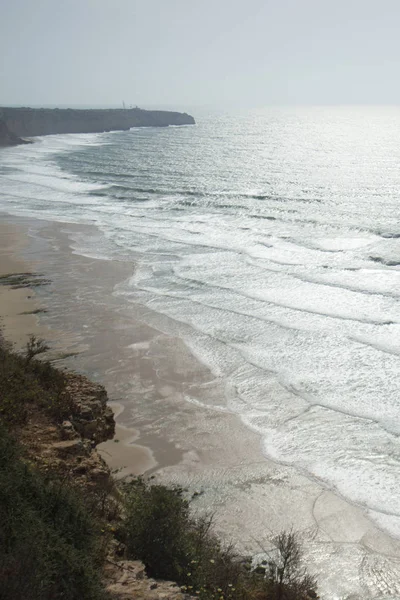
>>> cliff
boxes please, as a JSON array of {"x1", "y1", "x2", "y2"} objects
[
  {"x1": 0, "y1": 336, "x2": 192, "y2": 600},
  {"x1": 8, "y1": 368, "x2": 116, "y2": 492},
  {"x1": 0, "y1": 118, "x2": 30, "y2": 146},
  {"x1": 0, "y1": 106, "x2": 195, "y2": 138}
]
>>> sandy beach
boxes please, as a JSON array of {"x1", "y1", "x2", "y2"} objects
[
  {"x1": 1, "y1": 214, "x2": 400, "y2": 599},
  {"x1": 0, "y1": 220, "x2": 47, "y2": 349}
]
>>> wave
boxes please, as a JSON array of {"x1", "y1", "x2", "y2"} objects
[
  {"x1": 146, "y1": 267, "x2": 398, "y2": 327},
  {"x1": 2, "y1": 111, "x2": 400, "y2": 549}
]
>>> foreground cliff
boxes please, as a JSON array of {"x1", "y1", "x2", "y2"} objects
[
  {"x1": 0, "y1": 335, "x2": 193, "y2": 600},
  {"x1": 0, "y1": 325, "x2": 318, "y2": 600},
  {"x1": 0, "y1": 106, "x2": 195, "y2": 138}
]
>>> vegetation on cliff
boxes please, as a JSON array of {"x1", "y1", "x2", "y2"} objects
[
  {"x1": 119, "y1": 478, "x2": 318, "y2": 600},
  {"x1": 0, "y1": 335, "x2": 71, "y2": 427},
  {"x1": 0, "y1": 337, "x2": 110, "y2": 599},
  {"x1": 0, "y1": 336, "x2": 318, "y2": 600},
  {"x1": 0, "y1": 426, "x2": 107, "y2": 600}
]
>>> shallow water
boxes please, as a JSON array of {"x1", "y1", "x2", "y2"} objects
[{"x1": 1, "y1": 106, "x2": 400, "y2": 543}]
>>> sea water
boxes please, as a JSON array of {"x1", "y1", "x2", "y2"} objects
[{"x1": 1, "y1": 106, "x2": 400, "y2": 541}]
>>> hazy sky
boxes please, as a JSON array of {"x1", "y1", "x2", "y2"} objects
[{"x1": 1, "y1": 0, "x2": 400, "y2": 109}]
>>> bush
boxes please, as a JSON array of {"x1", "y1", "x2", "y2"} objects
[
  {"x1": 0, "y1": 426, "x2": 108, "y2": 600},
  {"x1": 255, "y1": 531, "x2": 318, "y2": 600},
  {"x1": 25, "y1": 334, "x2": 50, "y2": 363},
  {"x1": 121, "y1": 478, "x2": 249, "y2": 599},
  {"x1": 122, "y1": 478, "x2": 192, "y2": 581}
]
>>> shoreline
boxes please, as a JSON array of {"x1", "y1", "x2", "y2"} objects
[
  {"x1": 0, "y1": 218, "x2": 158, "y2": 475},
  {"x1": 2, "y1": 214, "x2": 400, "y2": 599}
]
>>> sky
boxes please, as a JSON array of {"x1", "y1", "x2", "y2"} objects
[{"x1": 1, "y1": 0, "x2": 400, "y2": 109}]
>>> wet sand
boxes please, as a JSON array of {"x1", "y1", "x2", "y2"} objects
[
  {"x1": 0, "y1": 220, "x2": 46, "y2": 348},
  {"x1": 1, "y1": 214, "x2": 400, "y2": 599}
]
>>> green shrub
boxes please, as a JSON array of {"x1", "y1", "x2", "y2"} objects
[
  {"x1": 120, "y1": 477, "x2": 246, "y2": 600},
  {"x1": 0, "y1": 426, "x2": 108, "y2": 600},
  {"x1": 121, "y1": 478, "x2": 192, "y2": 581}
]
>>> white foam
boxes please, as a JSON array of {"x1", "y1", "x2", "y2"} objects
[
  {"x1": 2, "y1": 111, "x2": 400, "y2": 553},
  {"x1": 305, "y1": 235, "x2": 378, "y2": 252},
  {"x1": 262, "y1": 406, "x2": 400, "y2": 519}
]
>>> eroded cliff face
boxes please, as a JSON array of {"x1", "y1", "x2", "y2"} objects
[
  {"x1": 18, "y1": 370, "x2": 115, "y2": 489},
  {"x1": 0, "y1": 119, "x2": 30, "y2": 146},
  {"x1": 0, "y1": 106, "x2": 195, "y2": 138}
]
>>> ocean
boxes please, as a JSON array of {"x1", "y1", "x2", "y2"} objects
[{"x1": 1, "y1": 106, "x2": 400, "y2": 592}]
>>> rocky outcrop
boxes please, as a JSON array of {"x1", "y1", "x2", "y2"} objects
[
  {"x1": 0, "y1": 118, "x2": 30, "y2": 146},
  {"x1": 64, "y1": 372, "x2": 115, "y2": 443},
  {"x1": 104, "y1": 559, "x2": 192, "y2": 600},
  {"x1": 19, "y1": 371, "x2": 115, "y2": 490},
  {"x1": 0, "y1": 106, "x2": 195, "y2": 138}
]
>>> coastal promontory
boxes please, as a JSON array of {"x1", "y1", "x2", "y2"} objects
[
  {"x1": 0, "y1": 106, "x2": 195, "y2": 143},
  {"x1": 0, "y1": 118, "x2": 30, "y2": 146}
]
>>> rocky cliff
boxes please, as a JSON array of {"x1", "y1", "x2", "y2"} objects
[
  {"x1": 11, "y1": 365, "x2": 192, "y2": 600},
  {"x1": 0, "y1": 118, "x2": 30, "y2": 146},
  {"x1": 0, "y1": 106, "x2": 195, "y2": 138},
  {"x1": 17, "y1": 370, "x2": 116, "y2": 490}
]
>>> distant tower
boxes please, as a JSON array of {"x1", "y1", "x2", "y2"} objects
[{"x1": 122, "y1": 101, "x2": 126, "y2": 109}]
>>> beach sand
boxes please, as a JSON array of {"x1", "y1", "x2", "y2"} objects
[
  {"x1": 1, "y1": 214, "x2": 400, "y2": 599},
  {"x1": 0, "y1": 220, "x2": 47, "y2": 348}
]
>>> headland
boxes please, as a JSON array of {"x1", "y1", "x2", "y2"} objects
[{"x1": 0, "y1": 106, "x2": 195, "y2": 145}]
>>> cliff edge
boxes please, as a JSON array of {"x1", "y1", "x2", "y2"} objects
[
  {"x1": 0, "y1": 106, "x2": 195, "y2": 138},
  {"x1": 0, "y1": 118, "x2": 30, "y2": 146}
]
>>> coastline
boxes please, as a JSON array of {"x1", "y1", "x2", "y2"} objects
[
  {"x1": 2, "y1": 214, "x2": 400, "y2": 599},
  {"x1": 0, "y1": 106, "x2": 195, "y2": 138},
  {"x1": 0, "y1": 218, "x2": 156, "y2": 475}
]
